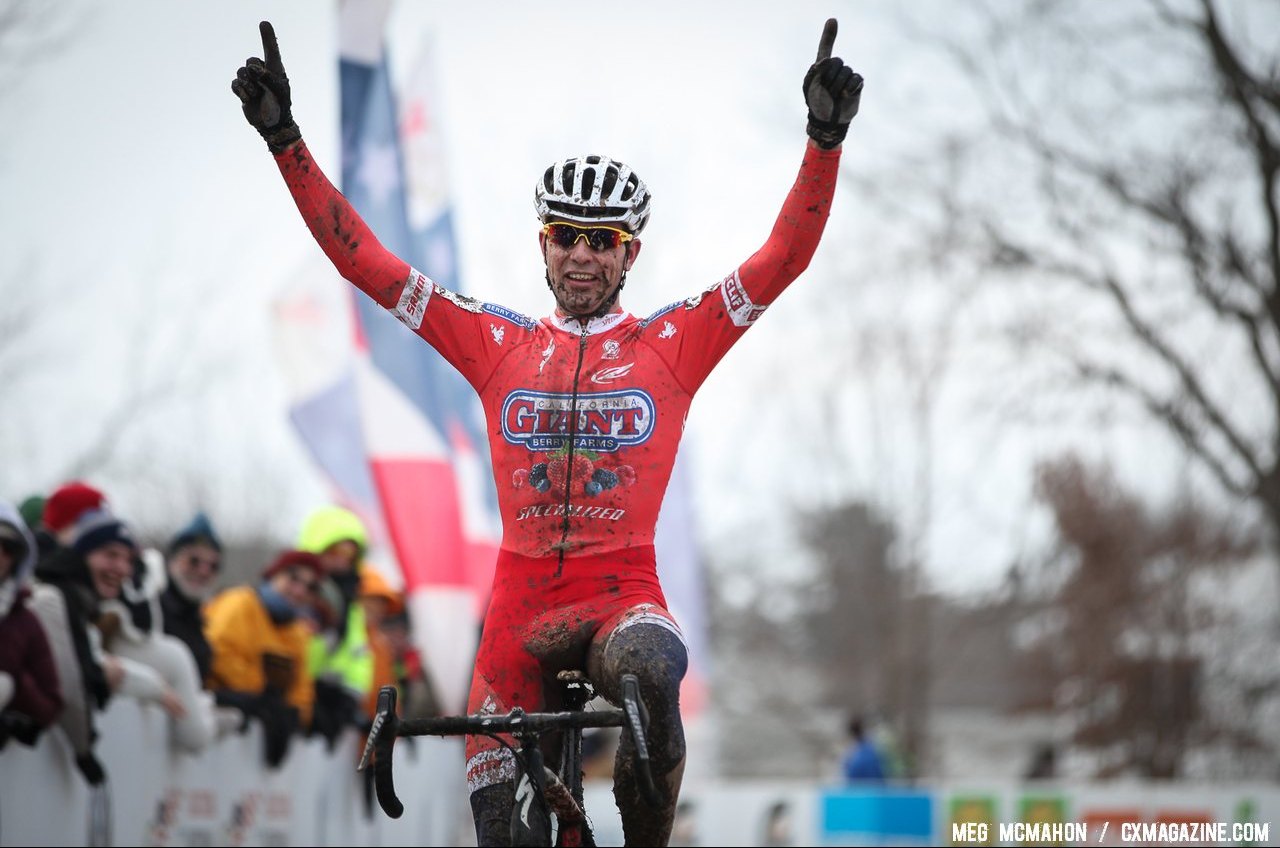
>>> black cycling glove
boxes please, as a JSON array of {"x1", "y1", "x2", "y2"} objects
[
  {"x1": 803, "y1": 19, "x2": 864, "y2": 149},
  {"x1": 232, "y1": 21, "x2": 301, "y2": 154}
]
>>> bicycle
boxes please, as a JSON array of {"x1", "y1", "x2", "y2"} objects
[{"x1": 358, "y1": 669, "x2": 662, "y2": 846}]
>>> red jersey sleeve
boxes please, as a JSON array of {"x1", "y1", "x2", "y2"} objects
[
  {"x1": 274, "y1": 141, "x2": 532, "y2": 390},
  {"x1": 639, "y1": 141, "x2": 841, "y2": 392}
]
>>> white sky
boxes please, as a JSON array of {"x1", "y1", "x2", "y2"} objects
[{"x1": 2, "y1": 0, "x2": 1250, "y2": 596}]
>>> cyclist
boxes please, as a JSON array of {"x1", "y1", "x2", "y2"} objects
[{"x1": 232, "y1": 18, "x2": 861, "y2": 846}]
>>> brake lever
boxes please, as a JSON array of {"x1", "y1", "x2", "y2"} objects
[{"x1": 361, "y1": 685, "x2": 404, "y2": 818}]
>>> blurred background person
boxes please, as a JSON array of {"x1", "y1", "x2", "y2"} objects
[
  {"x1": 841, "y1": 715, "x2": 887, "y2": 784},
  {"x1": 28, "y1": 499, "x2": 155, "y2": 785},
  {"x1": 296, "y1": 505, "x2": 374, "y2": 748},
  {"x1": 0, "y1": 500, "x2": 64, "y2": 750},
  {"x1": 355, "y1": 565, "x2": 402, "y2": 723},
  {"x1": 65, "y1": 510, "x2": 203, "y2": 744},
  {"x1": 17, "y1": 494, "x2": 55, "y2": 561},
  {"x1": 160, "y1": 512, "x2": 223, "y2": 684},
  {"x1": 203, "y1": 549, "x2": 322, "y2": 768},
  {"x1": 40, "y1": 480, "x2": 110, "y2": 550},
  {"x1": 760, "y1": 799, "x2": 795, "y2": 848},
  {"x1": 379, "y1": 603, "x2": 442, "y2": 720}
]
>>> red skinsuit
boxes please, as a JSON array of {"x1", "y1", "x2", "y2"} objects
[{"x1": 275, "y1": 140, "x2": 840, "y2": 790}]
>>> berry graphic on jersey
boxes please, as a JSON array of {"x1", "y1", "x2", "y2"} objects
[
  {"x1": 592, "y1": 468, "x2": 620, "y2": 490},
  {"x1": 512, "y1": 468, "x2": 530, "y2": 489},
  {"x1": 613, "y1": 465, "x2": 637, "y2": 487},
  {"x1": 547, "y1": 450, "x2": 595, "y2": 498}
]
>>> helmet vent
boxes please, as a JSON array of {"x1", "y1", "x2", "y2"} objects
[{"x1": 621, "y1": 173, "x2": 639, "y2": 202}]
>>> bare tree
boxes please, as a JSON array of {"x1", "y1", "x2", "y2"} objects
[
  {"x1": 874, "y1": 0, "x2": 1280, "y2": 535},
  {"x1": 1022, "y1": 453, "x2": 1259, "y2": 778}
]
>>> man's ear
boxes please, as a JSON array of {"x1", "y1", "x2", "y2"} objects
[
  {"x1": 539, "y1": 231, "x2": 548, "y2": 261},
  {"x1": 624, "y1": 239, "x2": 642, "y2": 271}
]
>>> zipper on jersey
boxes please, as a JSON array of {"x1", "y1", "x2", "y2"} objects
[{"x1": 552, "y1": 321, "x2": 591, "y2": 575}]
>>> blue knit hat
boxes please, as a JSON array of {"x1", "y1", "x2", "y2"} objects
[
  {"x1": 167, "y1": 512, "x2": 222, "y2": 554},
  {"x1": 71, "y1": 508, "x2": 138, "y2": 556}
]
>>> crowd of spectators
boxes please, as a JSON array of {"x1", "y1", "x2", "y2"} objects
[{"x1": 0, "y1": 480, "x2": 441, "y2": 786}]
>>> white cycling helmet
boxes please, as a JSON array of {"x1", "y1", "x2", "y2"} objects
[{"x1": 534, "y1": 155, "x2": 652, "y2": 235}]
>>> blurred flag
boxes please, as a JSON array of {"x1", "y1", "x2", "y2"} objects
[
  {"x1": 273, "y1": 1, "x2": 496, "y2": 714},
  {"x1": 655, "y1": 443, "x2": 711, "y2": 719}
]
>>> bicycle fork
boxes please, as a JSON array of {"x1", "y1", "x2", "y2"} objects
[{"x1": 511, "y1": 737, "x2": 551, "y2": 847}]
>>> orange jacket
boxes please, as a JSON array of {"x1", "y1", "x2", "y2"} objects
[{"x1": 204, "y1": 586, "x2": 314, "y2": 727}]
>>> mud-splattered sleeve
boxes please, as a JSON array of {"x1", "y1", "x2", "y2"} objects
[
  {"x1": 643, "y1": 141, "x2": 842, "y2": 392},
  {"x1": 275, "y1": 143, "x2": 519, "y2": 386},
  {"x1": 274, "y1": 141, "x2": 412, "y2": 309}
]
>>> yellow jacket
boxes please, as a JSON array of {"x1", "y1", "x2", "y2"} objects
[{"x1": 203, "y1": 586, "x2": 314, "y2": 727}]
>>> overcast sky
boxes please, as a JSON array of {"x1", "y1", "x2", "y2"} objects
[{"x1": 5, "y1": 0, "x2": 1260, "y2": 596}]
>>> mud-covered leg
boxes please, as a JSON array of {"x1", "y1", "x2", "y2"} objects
[
  {"x1": 589, "y1": 618, "x2": 688, "y2": 847},
  {"x1": 471, "y1": 780, "x2": 516, "y2": 847}
]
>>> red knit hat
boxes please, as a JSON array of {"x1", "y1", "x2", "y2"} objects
[
  {"x1": 262, "y1": 550, "x2": 323, "y2": 581},
  {"x1": 43, "y1": 481, "x2": 108, "y2": 533}
]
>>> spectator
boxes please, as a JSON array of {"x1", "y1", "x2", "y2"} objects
[
  {"x1": 1024, "y1": 741, "x2": 1057, "y2": 780},
  {"x1": 160, "y1": 513, "x2": 222, "y2": 683},
  {"x1": 379, "y1": 608, "x2": 442, "y2": 720},
  {"x1": 355, "y1": 566, "x2": 402, "y2": 721},
  {"x1": 0, "y1": 500, "x2": 64, "y2": 749},
  {"x1": 65, "y1": 510, "x2": 217, "y2": 753},
  {"x1": 204, "y1": 549, "x2": 322, "y2": 767},
  {"x1": 41, "y1": 480, "x2": 109, "y2": 547},
  {"x1": 17, "y1": 494, "x2": 55, "y2": 561},
  {"x1": 28, "y1": 497, "x2": 129, "y2": 785},
  {"x1": 841, "y1": 715, "x2": 887, "y2": 783},
  {"x1": 296, "y1": 505, "x2": 374, "y2": 747},
  {"x1": 761, "y1": 799, "x2": 795, "y2": 848}
]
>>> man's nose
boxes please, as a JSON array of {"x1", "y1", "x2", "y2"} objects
[{"x1": 568, "y1": 236, "x2": 596, "y2": 260}]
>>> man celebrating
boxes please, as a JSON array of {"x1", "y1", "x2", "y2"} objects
[{"x1": 233, "y1": 18, "x2": 860, "y2": 846}]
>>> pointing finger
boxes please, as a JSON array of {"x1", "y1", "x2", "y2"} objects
[
  {"x1": 816, "y1": 18, "x2": 837, "y2": 62},
  {"x1": 260, "y1": 21, "x2": 283, "y2": 73}
]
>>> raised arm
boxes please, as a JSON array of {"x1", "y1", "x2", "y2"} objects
[
  {"x1": 232, "y1": 21, "x2": 410, "y2": 308},
  {"x1": 739, "y1": 18, "x2": 863, "y2": 303}
]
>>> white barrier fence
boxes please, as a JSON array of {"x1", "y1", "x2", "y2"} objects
[
  {"x1": 5, "y1": 698, "x2": 1280, "y2": 846},
  {"x1": 0, "y1": 698, "x2": 471, "y2": 846}
]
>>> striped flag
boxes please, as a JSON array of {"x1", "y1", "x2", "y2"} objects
[{"x1": 277, "y1": 0, "x2": 499, "y2": 713}]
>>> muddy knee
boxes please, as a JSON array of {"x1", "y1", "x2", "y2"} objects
[{"x1": 591, "y1": 620, "x2": 688, "y2": 772}]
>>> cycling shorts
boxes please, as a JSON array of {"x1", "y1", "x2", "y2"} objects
[{"x1": 464, "y1": 545, "x2": 680, "y2": 792}]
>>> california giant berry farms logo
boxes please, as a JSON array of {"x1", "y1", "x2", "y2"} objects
[{"x1": 501, "y1": 388, "x2": 655, "y2": 453}]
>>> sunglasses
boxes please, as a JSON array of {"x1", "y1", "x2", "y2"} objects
[
  {"x1": 285, "y1": 569, "x2": 319, "y2": 593},
  {"x1": 542, "y1": 222, "x2": 634, "y2": 252},
  {"x1": 182, "y1": 552, "x2": 221, "y2": 572}
]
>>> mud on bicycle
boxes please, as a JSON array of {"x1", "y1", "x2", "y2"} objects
[{"x1": 359, "y1": 670, "x2": 661, "y2": 846}]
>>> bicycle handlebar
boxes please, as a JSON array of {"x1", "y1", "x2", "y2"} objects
[
  {"x1": 360, "y1": 674, "x2": 663, "y2": 820},
  {"x1": 397, "y1": 707, "x2": 628, "y2": 737}
]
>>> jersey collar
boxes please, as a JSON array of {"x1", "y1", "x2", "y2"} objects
[{"x1": 546, "y1": 311, "x2": 631, "y2": 336}]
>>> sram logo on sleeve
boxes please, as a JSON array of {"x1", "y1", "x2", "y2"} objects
[{"x1": 501, "y1": 389, "x2": 656, "y2": 452}]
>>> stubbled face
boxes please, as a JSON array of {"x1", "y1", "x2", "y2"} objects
[
  {"x1": 85, "y1": 542, "x2": 135, "y2": 599},
  {"x1": 168, "y1": 541, "x2": 221, "y2": 601},
  {"x1": 541, "y1": 223, "x2": 640, "y2": 317},
  {"x1": 319, "y1": 539, "x2": 361, "y2": 577}
]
